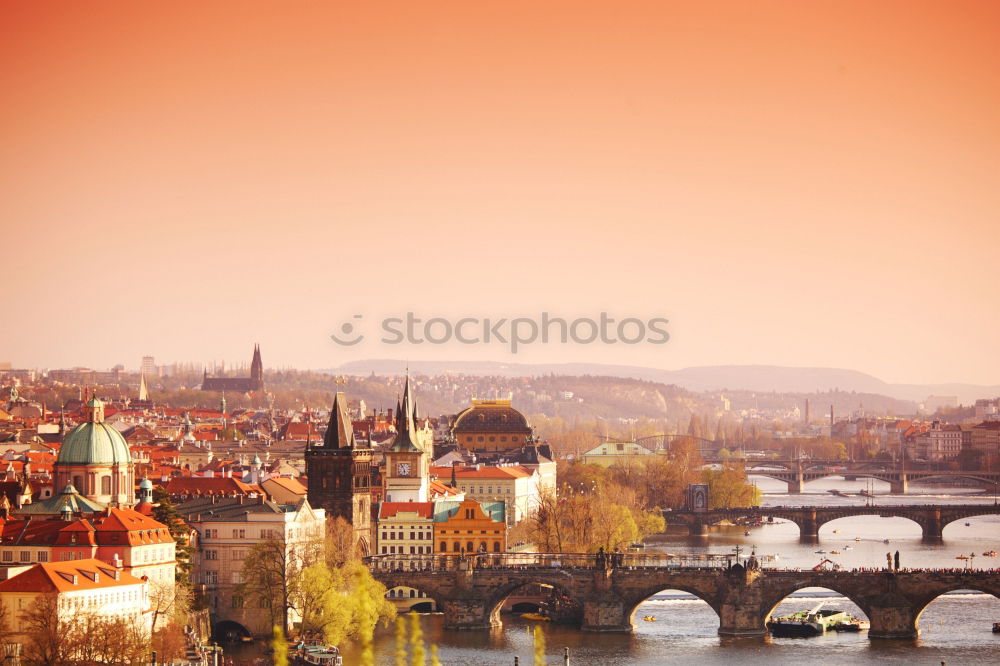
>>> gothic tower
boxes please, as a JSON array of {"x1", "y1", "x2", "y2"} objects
[
  {"x1": 305, "y1": 391, "x2": 373, "y2": 554},
  {"x1": 250, "y1": 344, "x2": 264, "y2": 390}
]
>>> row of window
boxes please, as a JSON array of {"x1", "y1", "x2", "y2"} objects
[
  {"x1": 381, "y1": 545, "x2": 432, "y2": 555},
  {"x1": 380, "y1": 532, "x2": 431, "y2": 541},
  {"x1": 463, "y1": 435, "x2": 521, "y2": 443},
  {"x1": 201, "y1": 527, "x2": 316, "y2": 541},
  {"x1": 462, "y1": 486, "x2": 512, "y2": 495},
  {"x1": 439, "y1": 541, "x2": 502, "y2": 553},
  {"x1": 1, "y1": 551, "x2": 41, "y2": 563},
  {"x1": 203, "y1": 549, "x2": 245, "y2": 561}
]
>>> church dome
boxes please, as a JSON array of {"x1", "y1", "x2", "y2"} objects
[
  {"x1": 57, "y1": 397, "x2": 132, "y2": 466},
  {"x1": 453, "y1": 399, "x2": 531, "y2": 434}
]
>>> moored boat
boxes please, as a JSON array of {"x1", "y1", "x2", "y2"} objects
[
  {"x1": 293, "y1": 644, "x2": 344, "y2": 666},
  {"x1": 767, "y1": 602, "x2": 851, "y2": 638}
]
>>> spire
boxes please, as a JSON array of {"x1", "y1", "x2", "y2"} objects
[
  {"x1": 250, "y1": 344, "x2": 263, "y2": 383},
  {"x1": 305, "y1": 409, "x2": 313, "y2": 451},
  {"x1": 138, "y1": 372, "x2": 149, "y2": 402},
  {"x1": 323, "y1": 392, "x2": 356, "y2": 449},
  {"x1": 389, "y1": 372, "x2": 420, "y2": 452}
]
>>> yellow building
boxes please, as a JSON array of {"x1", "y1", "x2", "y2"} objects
[{"x1": 433, "y1": 499, "x2": 506, "y2": 554}]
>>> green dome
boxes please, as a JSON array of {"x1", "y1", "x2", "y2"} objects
[{"x1": 58, "y1": 421, "x2": 132, "y2": 466}]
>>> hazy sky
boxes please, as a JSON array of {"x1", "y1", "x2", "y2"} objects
[{"x1": 2, "y1": 1, "x2": 999, "y2": 385}]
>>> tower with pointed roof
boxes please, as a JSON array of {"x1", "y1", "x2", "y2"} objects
[
  {"x1": 305, "y1": 391, "x2": 373, "y2": 554},
  {"x1": 250, "y1": 343, "x2": 263, "y2": 387},
  {"x1": 384, "y1": 375, "x2": 429, "y2": 503}
]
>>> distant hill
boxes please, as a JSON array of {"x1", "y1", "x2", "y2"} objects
[{"x1": 329, "y1": 359, "x2": 999, "y2": 404}]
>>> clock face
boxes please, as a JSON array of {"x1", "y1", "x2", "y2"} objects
[{"x1": 397, "y1": 462, "x2": 411, "y2": 476}]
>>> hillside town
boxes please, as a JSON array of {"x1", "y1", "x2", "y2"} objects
[{"x1": 0, "y1": 347, "x2": 998, "y2": 662}]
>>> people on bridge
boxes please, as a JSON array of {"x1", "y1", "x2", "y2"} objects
[
  {"x1": 886, "y1": 552, "x2": 892, "y2": 570},
  {"x1": 894, "y1": 550, "x2": 900, "y2": 571}
]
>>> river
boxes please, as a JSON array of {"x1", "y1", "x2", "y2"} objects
[{"x1": 238, "y1": 478, "x2": 1000, "y2": 664}]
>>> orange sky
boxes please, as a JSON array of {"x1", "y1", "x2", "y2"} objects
[{"x1": 2, "y1": 1, "x2": 999, "y2": 385}]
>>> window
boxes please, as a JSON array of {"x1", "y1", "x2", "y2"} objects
[
  {"x1": 204, "y1": 550, "x2": 218, "y2": 561},
  {"x1": 1, "y1": 552, "x2": 11, "y2": 562},
  {"x1": 101, "y1": 475, "x2": 111, "y2": 495},
  {"x1": 260, "y1": 529, "x2": 274, "y2": 540},
  {"x1": 19, "y1": 551, "x2": 30, "y2": 563},
  {"x1": 37, "y1": 552, "x2": 48, "y2": 562},
  {"x1": 232, "y1": 529, "x2": 245, "y2": 539},
  {"x1": 440, "y1": 542, "x2": 447, "y2": 552},
  {"x1": 232, "y1": 596, "x2": 243, "y2": 609},
  {"x1": 205, "y1": 529, "x2": 218, "y2": 539},
  {"x1": 493, "y1": 542, "x2": 501, "y2": 553},
  {"x1": 381, "y1": 546, "x2": 387, "y2": 554},
  {"x1": 204, "y1": 571, "x2": 218, "y2": 585}
]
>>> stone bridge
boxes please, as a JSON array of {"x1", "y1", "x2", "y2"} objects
[
  {"x1": 745, "y1": 462, "x2": 1000, "y2": 494},
  {"x1": 370, "y1": 554, "x2": 1000, "y2": 639},
  {"x1": 664, "y1": 504, "x2": 1000, "y2": 541}
]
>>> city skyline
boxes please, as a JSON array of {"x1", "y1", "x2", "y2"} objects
[{"x1": 4, "y1": 1, "x2": 1000, "y2": 384}]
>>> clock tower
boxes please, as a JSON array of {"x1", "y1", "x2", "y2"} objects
[{"x1": 384, "y1": 375, "x2": 429, "y2": 503}]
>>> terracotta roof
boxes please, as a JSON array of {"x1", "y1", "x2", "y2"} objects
[
  {"x1": 429, "y1": 465, "x2": 532, "y2": 480},
  {"x1": 164, "y1": 476, "x2": 262, "y2": 496},
  {"x1": 0, "y1": 558, "x2": 145, "y2": 593},
  {"x1": 378, "y1": 501, "x2": 434, "y2": 520},
  {"x1": 261, "y1": 476, "x2": 306, "y2": 497},
  {"x1": 429, "y1": 480, "x2": 462, "y2": 498}
]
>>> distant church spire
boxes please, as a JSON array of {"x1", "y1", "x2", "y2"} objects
[
  {"x1": 138, "y1": 373, "x2": 149, "y2": 402},
  {"x1": 250, "y1": 344, "x2": 263, "y2": 384}
]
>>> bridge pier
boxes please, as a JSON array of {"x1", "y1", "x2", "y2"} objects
[
  {"x1": 867, "y1": 603, "x2": 918, "y2": 639},
  {"x1": 888, "y1": 474, "x2": 908, "y2": 494},
  {"x1": 786, "y1": 474, "x2": 804, "y2": 494},
  {"x1": 440, "y1": 599, "x2": 501, "y2": 631},
  {"x1": 688, "y1": 521, "x2": 708, "y2": 537},
  {"x1": 718, "y1": 601, "x2": 767, "y2": 637},
  {"x1": 921, "y1": 510, "x2": 943, "y2": 541},
  {"x1": 795, "y1": 512, "x2": 820, "y2": 543},
  {"x1": 580, "y1": 598, "x2": 633, "y2": 632}
]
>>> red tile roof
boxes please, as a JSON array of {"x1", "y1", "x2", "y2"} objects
[
  {"x1": 0, "y1": 559, "x2": 145, "y2": 593},
  {"x1": 378, "y1": 502, "x2": 434, "y2": 520}
]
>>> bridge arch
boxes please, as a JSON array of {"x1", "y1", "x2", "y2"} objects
[
  {"x1": 815, "y1": 513, "x2": 926, "y2": 540},
  {"x1": 485, "y1": 577, "x2": 580, "y2": 627},
  {"x1": 760, "y1": 580, "x2": 874, "y2": 630},
  {"x1": 912, "y1": 582, "x2": 1000, "y2": 635},
  {"x1": 938, "y1": 510, "x2": 1000, "y2": 535},
  {"x1": 213, "y1": 619, "x2": 252, "y2": 643},
  {"x1": 385, "y1": 584, "x2": 438, "y2": 612},
  {"x1": 622, "y1": 583, "x2": 721, "y2": 633}
]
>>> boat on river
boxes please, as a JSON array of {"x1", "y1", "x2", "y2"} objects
[
  {"x1": 768, "y1": 602, "x2": 858, "y2": 637},
  {"x1": 293, "y1": 644, "x2": 343, "y2": 666},
  {"x1": 992, "y1": 622, "x2": 1000, "y2": 633}
]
